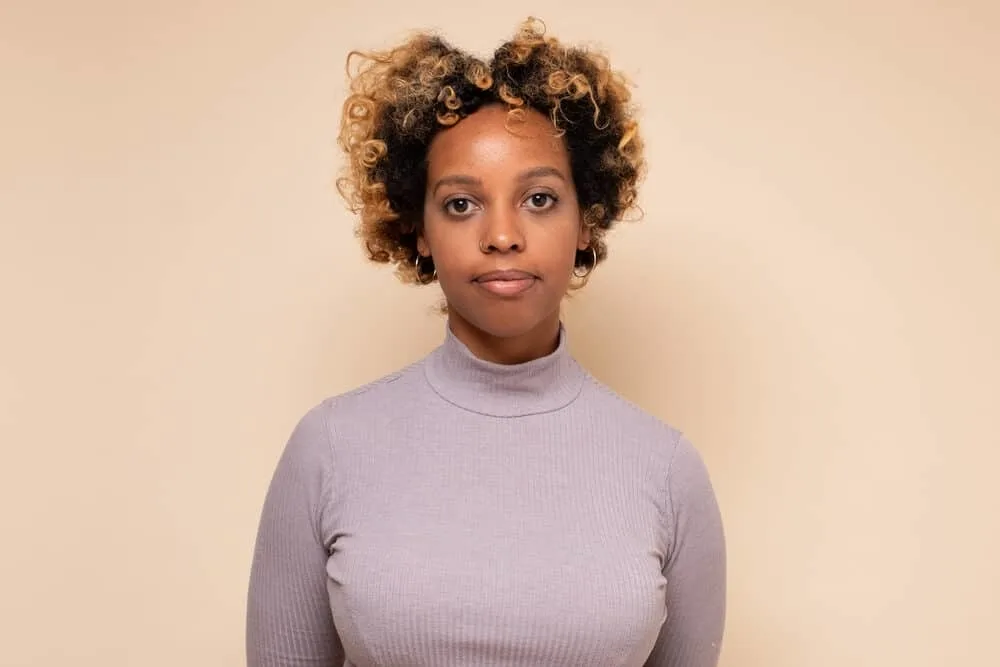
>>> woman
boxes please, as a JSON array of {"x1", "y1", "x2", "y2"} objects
[{"x1": 247, "y1": 18, "x2": 726, "y2": 667}]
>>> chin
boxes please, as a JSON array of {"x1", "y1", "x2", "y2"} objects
[
  {"x1": 448, "y1": 299, "x2": 559, "y2": 341},
  {"x1": 474, "y1": 319, "x2": 543, "y2": 340}
]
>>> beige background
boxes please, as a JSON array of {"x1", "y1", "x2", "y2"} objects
[{"x1": 2, "y1": 1, "x2": 998, "y2": 665}]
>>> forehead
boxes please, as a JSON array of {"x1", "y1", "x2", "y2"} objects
[{"x1": 426, "y1": 105, "x2": 569, "y2": 177}]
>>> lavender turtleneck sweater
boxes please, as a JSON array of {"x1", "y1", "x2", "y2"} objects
[{"x1": 246, "y1": 324, "x2": 726, "y2": 666}]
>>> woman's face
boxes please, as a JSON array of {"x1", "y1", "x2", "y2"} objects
[{"x1": 418, "y1": 104, "x2": 590, "y2": 342}]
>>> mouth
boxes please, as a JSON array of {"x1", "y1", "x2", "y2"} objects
[{"x1": 473, "y1": 269, "x2": 538, "y2": 297}]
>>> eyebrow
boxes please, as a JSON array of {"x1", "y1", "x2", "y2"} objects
[{"x1": 431, "y1": 166, "x2": 568, "y2": 196}]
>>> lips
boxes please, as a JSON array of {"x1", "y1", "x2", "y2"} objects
[{"x1": 474, "y1": 269, "x2": 538, "y2": 296}]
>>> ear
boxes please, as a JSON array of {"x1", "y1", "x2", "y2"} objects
[
  {"x1": 416, "y1": 235, "x2": 430, "y2": 257},
  {"x1": 577, "y1": 221, "x2": 593, "y2": 251}
]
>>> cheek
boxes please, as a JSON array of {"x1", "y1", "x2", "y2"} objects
[
  {"x1": 547, "y1": 226, "x2": 586, "y2": 268},
  {"x1": 422, "y1": 223, "x2": 466, "y2": 273}
]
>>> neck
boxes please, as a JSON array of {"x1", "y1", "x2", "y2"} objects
[
  {"x1": 423, "y1": 318, "x2": 585, "y2": 417},
  {"x1": 446, "y1": 311, "x2": 562, "y2": 365}
]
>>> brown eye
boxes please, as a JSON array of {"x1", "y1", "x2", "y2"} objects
[
  {"x1": 526, "y1": 193, "x2": 557, "y2": 210},
  {"x1": 444, "y1": 198, "x2": 472, "y2": 215}
]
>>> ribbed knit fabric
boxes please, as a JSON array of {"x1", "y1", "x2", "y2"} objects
[{"x1": 246, "y1": 323, "x2": 726, "y2": 666}]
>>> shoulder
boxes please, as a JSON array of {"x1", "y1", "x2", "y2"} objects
[
  {"x1": 578, "y1": 372, "x2": 715, "y2": 494},
  {"x1": 579, "y1": 373, "x2": 684, "y2": 458},
  {"x1": 271, "y1": 362, "x2": 424, "y2": 492},
  {"x1": 286, "y1": 359, "x2": 425, "y2": 446},
  {"x1": 316, "y1": 359, "x2": 426, "y2": 422}
]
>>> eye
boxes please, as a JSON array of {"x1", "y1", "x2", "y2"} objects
[
  {"x1": 526, "y1": 192, "x2": 557, "y2": 210},
  {"x1": 444, "y1": 197, "x2": 475, "y2": 216}
]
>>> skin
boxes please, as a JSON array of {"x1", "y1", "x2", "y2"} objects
[{"x1": 416, "y1": 104, "x2": 592, "y2": 365}]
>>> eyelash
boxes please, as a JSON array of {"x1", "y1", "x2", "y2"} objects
[
  {"x1": 526, "y1": 192, "x2": 558, "y2": 210},
  {"x1": 443, "y1": 197, "x2": 477, "y2": 216},
  {"x1": 442, "y1": 192, "x2": 559, "y2": 217}
]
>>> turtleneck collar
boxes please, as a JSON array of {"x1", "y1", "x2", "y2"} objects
[{"x1": 423, "y1": 322, "x2": 586, "y2": 417}]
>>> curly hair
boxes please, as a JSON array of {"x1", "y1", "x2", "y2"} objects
[{"x1": 336, "y1": 18, "x2": 645, "y2": 285}]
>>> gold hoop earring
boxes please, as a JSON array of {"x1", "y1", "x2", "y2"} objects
[
  {"x1": 573, "y1": 246, "x2": 598, "y2": 278},
  {"x1": 414, "y1": 254, "x2": 436, "y2": 283}
]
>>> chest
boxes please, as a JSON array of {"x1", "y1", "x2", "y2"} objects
[{"x1": 323, "y1": 426, "x2": 669, "y2": 666}]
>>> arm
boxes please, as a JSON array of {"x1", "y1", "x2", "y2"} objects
[
  {"x1": 246, "y1": 404, "x2": 345, "y2": 667},
  {"x1": 645, "y1": 436, "x2": 727, "y2": 667}
]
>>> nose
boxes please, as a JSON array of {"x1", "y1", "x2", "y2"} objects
[{"x1": 479, "y1": 208, "x2": 525, "y2": 253}]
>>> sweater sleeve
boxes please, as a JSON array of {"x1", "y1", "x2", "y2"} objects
[
  {"x1": 645, "y1": 436, "x2": 727, "y2": 667},
  {"x1": 246, "y1": 404, "x2": 345, "y2": 667}
]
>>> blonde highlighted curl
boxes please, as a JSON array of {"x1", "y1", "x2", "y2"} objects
[{"x1": 336, "y1": 18, "x2": 645, "y2": 284}]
